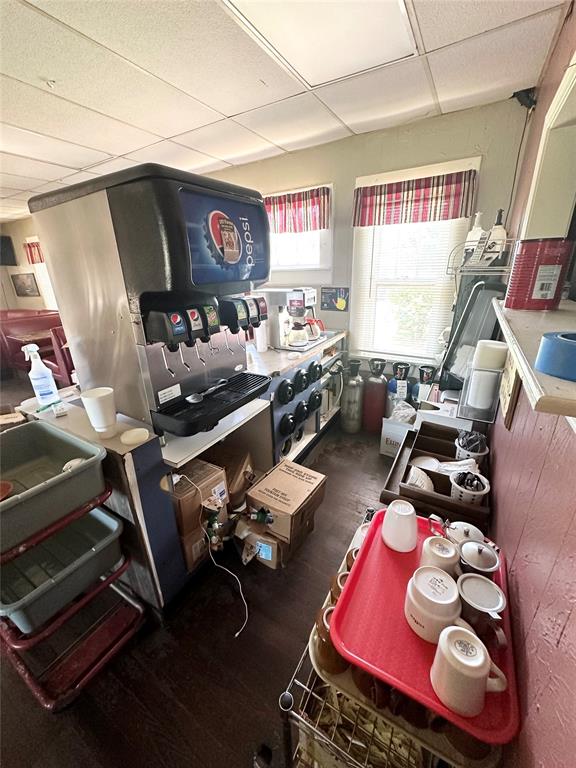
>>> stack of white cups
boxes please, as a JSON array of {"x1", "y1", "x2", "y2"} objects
[{"x1": 466, "y1": 340, "x2": 508, "y2": 411}]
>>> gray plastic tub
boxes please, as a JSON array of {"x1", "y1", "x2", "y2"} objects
[
  {"x1": 0, "y1": 507, "x2": 123, "y2": 634},
  {"x1": 0, "y1": 421, "x2": 106, "y2": 552}
]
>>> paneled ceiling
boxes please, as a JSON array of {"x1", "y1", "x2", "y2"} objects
[{"x1": 0, "y1": 0, "x2": 568, "y2": 221}]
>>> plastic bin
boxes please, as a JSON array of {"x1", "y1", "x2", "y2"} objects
[
  {"x1": 0, "y1": 421, "x2": 106, "y2": 552},
  {"x1": 0, "y1": 507, "x2": 123, "y2": 634}
]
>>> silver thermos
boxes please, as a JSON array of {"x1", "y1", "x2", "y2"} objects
[{"x1": 340, "y1": 360, "x2": 364, "y2": 434}]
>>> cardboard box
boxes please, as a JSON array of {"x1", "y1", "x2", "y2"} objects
[
  {"x1": 235, "y1": 508, "x2": 316, "y2": 569},
  {"x1": 181, "y1": 526, "x2": 209, "y2": 572},
  {"x1": 246, "y1": 460, "x2": 326, "y2": 543},
  {"x1": 160, "y1": 459, "x2": 229, "y2": 537},
  {"x1": 203, "y1": 443, "x2": 255, "y2": 508},
  {"x1": 380, "y1": 419, "x2": 413, "y2": 457}
]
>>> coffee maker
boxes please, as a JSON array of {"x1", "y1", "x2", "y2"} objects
[
  {"x1": 260, "y1": 287, "x2": 324, "y2": 350},
  {"x1": 29, "y1": 164, "x2": 272, "y2": 437}
]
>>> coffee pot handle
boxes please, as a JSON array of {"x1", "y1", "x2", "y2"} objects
[
  {"x1": 486, "y1": 661, "x2": 507, "y2": 693},
  {"x1": 453, "y1": 617, "x2": 475, "y2": 633}
]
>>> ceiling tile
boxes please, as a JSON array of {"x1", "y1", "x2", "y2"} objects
[
  {"x1": 230, "y1": 0, "x2": 416, "y2": 86},
  {"x1": 5, "y1": 190, "x2": 35, "y2": 202},
  {"x1": 1, "y1": 0, "x2": 222, "y2": 137},
  {"x1": 126, "y1": 141, "x2": 221, "y2": 172},
  {"x1": 0, "y1": 187, "x2": 23, "y2": 198},
  {"x1": 235, "y1": 93, "x2": 351, "y2": 151},
  {"x1": 173, "y1": 120, "x2": 282, "y2": 164},
  {"x1": 84, "y1": 157, "x2": 141, "y2": 175},
  {"x1": 25, "y1": 0, "x2": 303, "y2": 115},
  {"x1": 59, "y1": 170, "x2": 100, "y2": 184},
  {"x1": 428, "y1": 9, "x2": 563, "y2": 113},
  {"x1": 0, "y1": 172, "x2": 45, "y2": 191},
  {"x1": 414, "y1": 0, "x2": 563, "y2": 51},
  {"x1": 0, "y1": 152, "x2": 76, "y2": 181},
  {"x1": 33, "y1": 180, "x2": 69, "y2": 193},
  {"x1": 317, "y1": 58, "x2": 438, "y2": 134},
  {"x1": 0, "y1": 124, "x2": 109, "y2": 168},
  {"x1": 0, "y1": 75, "x2": 160, "y2": 155}
]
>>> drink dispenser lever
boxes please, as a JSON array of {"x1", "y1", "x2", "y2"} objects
[
  {"x1": 184, "y1": 308, "x2": 206, "y2": 366},
  {"x1": 144, "y1": 310, "x2": 190, "y2": 376},
  {"x1": 220, "y1": 298, "x2": 250, "y2": 352},
  {"x1": 197, "y1": 303, "x2": 221, "y2": 356}
]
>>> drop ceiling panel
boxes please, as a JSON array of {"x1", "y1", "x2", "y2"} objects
[
  {"x1": 235, "y1": 93, "x2": 351, "y2": 151},
  {"x1": 0, "y1": 0, "x2": 221, "y2": 137},
  {"x1": 85, "y1": 157, "x2": 140, "y2": 175},
  {"x1": 126, "y1": 141, "x2": 223, "y2": 172},
  {"x1": 33, "y1": 180, "x2": 68, "y2": 193},
  {"x1": 0, "y1": 124, "x2": 109, "y2": 168},
  {"x1": 0, "y1": 172, "x2": 46, "y2": 191},
  {"x1": 60, "y1": 170, "x2": 100, "y2": 184},
  {"x1": 414, "y1": 0, "x2": 563, "y2": 51},
  {"x1": 230, "y1": 0, "x2": 416, "y2": 86},
  {"x1": 0, "y1": 187, "x2": 22, "y2": 198},
  {"x1": 26, "y1": 0, "x2": 304, "y2": 115},
  {"x1": 173, "y1": 121, "x2": 283, "y2": 164},
  {"x1": 316, "y1": 58, "x2": 437, "y2": 134},
  {"x1": 0, "y1": 76, "x2": 159, "y2": 155},
  {"x1": 429, "y1": 9, "x2": 563, "y2": 113},
  {"x1": 0, "y1": 152, "x2": 76, "y2": 181}
]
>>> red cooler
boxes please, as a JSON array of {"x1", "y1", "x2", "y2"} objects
[{"x1": 505, "y1": 238, "x2": 574, "y2": 310}]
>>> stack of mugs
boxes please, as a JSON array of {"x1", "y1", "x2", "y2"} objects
[{"x1": 382, "y1": 501, "x2": 508, "y2": 718}]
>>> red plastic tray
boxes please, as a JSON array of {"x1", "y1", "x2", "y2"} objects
[{"x1": 330, "y1": 510, "x2": 519, "y2": 744}]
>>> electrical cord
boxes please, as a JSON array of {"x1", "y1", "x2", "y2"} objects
[
  {"x1": 173, "y1": 473, "x2": 249, "y2": 638},
  {"x1": 505, "y1": 107, "x2": 532, "y2": 229}
]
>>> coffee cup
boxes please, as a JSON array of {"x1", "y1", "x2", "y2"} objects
[
  {"x1": 458, "y1": 573, "x2": 508, "y2": 648},
  {"x1": 430, "y1": 626, "x2": 507, "y2": 717},
  {"x1": 314, "y1": 605, "x2": 349, "y2": 675},
  {"x1": 404, "y1": 566, "x2": 473, "y2": 644},
  {"x1": 382, "y1": 500, "x2": 418, "y2": 553},
  {"x1": 80, "y1": 386, "x2": 117, "y2": 438},
  {"x1": 419, "y1": 536, "x2": 460, "y2": 576}
]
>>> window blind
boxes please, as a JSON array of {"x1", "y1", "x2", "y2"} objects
[{"x1": 350, "y1": 218, "x2": 470, "y2": 360}]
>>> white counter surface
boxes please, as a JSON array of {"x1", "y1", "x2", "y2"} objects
[{"x1": 246, "y1": 331, "x2": 346, "y2": 377}]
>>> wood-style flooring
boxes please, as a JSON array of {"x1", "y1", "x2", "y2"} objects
[{"x1": 1, "y1": 426, "x2": 391, "y2": 768}]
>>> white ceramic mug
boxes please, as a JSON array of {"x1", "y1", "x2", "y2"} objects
[
  {"x1": 430, "y1": 626, "x2": 507, "y2": 717},
  {"x1": 404, "y1": 566, "x2": 473, "y2": 643},
  {"x1": 381, "y1": 500, "x2": 418, "y2": 552},
  {"x1": 419, "y1": 536, "x2": 460, "y2": 576},
  {"x1": 80, "y1": 386, "x2": 117, "y2": 438}
]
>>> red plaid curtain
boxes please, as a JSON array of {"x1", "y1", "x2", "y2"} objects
[
  {"x1": 264, "y1": 186, "x2": 331, "y2": 234},
  {"x1": 352, "y1": 170, "x2": 477, "y2": 227},
  {"x1": 24, "y1": 241, "x2": 45, "y2": 263}
]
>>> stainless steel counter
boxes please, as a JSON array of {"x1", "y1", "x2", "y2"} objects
[{"x1": 246, "y1": 331, "x2": 347, "y2": 377}]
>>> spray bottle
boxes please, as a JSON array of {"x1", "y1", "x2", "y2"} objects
[{"x1": 21, "y1": 344, "x2": 60, "y2": 407}]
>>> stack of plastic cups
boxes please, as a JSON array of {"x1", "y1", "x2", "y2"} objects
[{"x1": 465, "y1": 341, "x2": 508, "y2": 415}]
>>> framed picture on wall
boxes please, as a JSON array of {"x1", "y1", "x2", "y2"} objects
[{"x1": 11, "y1": 272, "x2": 41, "y2": 298}]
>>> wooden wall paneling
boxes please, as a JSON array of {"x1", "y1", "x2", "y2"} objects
[{"x1": 508, "y1": 415, "x2": 576, "y2": 644}]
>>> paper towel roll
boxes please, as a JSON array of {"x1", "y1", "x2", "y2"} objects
[
  {"x1": 467, "y1": 369, "x2": 500, "y2": 410},
  {"x1": 534, "y1": 332, "x2": 576, "y2": 381},
  {"x1": 472, "y1": 340, "x2": 508, "y2": 370}
]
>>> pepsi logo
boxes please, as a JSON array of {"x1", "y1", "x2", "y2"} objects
[{"x1": 170, "y1": 313, "x2": 181, "y2": 324}]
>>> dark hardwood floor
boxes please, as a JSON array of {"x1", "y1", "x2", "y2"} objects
[{"x1": 1, "y1": 426, "x2": 391, "y2": 768}]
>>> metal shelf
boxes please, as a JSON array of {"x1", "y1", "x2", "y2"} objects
[{"x1": 446, "y1": 239, "x2": 517, "y2": 278}]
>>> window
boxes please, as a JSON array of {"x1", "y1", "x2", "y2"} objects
[
  {"x1": 350, "y1": 163, "x2": 478, "y2": 360},
  {"x1": 264, "y1": 185, "x2": 332, "y2": 271}
]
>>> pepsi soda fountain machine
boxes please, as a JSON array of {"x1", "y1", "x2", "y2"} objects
[{"x1": 29, "y1": 164, "x2": 271, "y2": 438}]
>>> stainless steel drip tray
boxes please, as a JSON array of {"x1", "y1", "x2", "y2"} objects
[{"x1": 151, "y1": 372, "x2": 271, "y2": 436}]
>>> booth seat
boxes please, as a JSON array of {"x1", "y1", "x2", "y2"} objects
[{"x1": 0, "y1": 311, "x2": 73, "y2": 385}]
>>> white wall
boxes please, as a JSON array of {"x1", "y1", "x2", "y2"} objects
[
  {"x1": 0, "y1": 220, "x2": 58, "y2": 310},
  {"x1": 0, "y1": 219, "x2": 39, "y2": 265},
  {"x1": 209, "y1": 99, "x2": 528, "y2": 330}
]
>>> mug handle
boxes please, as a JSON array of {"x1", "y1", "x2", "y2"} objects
[{"x1": 486, "y1": 661, "x2": 508, "y2": 693}]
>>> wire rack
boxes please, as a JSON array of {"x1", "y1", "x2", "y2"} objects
[
  {"x1": 281, "y1": 649, "x2": 432, "y2": 768},
  {"x1": 445, "y1": 239, "x2": 517, "y2": 278}
]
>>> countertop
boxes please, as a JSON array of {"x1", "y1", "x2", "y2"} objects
[
  {"x1": 493, "y1": 299, "x2": 576, "y2": 417},
  {"x1": 246, "y1": 331, "x2": 347, "y2": 377}
]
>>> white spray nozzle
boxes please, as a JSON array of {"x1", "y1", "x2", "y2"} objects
[{"x1": 21, "y1": 344, "x2": 40, "y2": 361}]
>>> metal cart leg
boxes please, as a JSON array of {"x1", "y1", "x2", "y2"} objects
[{"x1": 279, "y1": 691, "x2": 294, "y2": 768}]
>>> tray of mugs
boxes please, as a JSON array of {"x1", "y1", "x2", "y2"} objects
[{"x1": 330, "y1": 509, "x2": 519, "y2": 744}]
